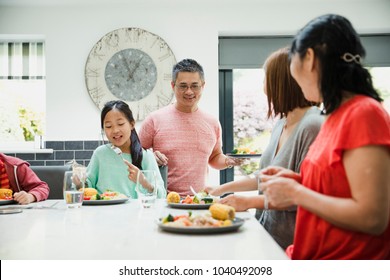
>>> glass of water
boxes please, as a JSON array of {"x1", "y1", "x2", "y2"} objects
[
  {"x1": 63, "y1": 170, "x2": 85, "y2": 208},
  {"x1": 136, "y1": 170, "x2": 157, "y2": 208}
]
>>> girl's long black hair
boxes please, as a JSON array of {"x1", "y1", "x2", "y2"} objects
[{"x1": 101, "y1": 100, "x2": 143, "y2": 169}]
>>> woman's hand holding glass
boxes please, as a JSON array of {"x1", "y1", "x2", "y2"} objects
[{"x1": 258, "y1": 166, "x2": 302, "y2": 209}]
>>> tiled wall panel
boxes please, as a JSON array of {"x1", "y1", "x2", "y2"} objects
[{"x1": 5, "y1": 140, "x2": 101, "y2": 166}]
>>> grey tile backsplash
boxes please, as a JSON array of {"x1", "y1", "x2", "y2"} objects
[{"x1": 5, "y1": 140, "x2": 101, "y2": 166}]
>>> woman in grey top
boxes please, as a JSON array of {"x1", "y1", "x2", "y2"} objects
[{"x1": 206, "y1": 47, "x2": 324, "y2": 249}]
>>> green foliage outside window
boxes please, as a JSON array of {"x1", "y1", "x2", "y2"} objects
[{"x1": 18, "y1": 107, "x2": 44, "y2": 141}]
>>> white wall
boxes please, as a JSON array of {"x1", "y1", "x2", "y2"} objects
[{"x1": 1, "y1": 0, "x2": 389, "y2": 183}]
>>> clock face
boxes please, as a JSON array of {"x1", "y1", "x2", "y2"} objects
[{"x1": 85, "y1": 28, "x2": 176, "y2": 120}]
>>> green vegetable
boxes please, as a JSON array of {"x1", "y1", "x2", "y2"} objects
[
  {"x1": 202, "y1": 197, "x2": 214, "y2": 204},
  {"x1": 96, "y1": 193, "x2": 101, "y2": 200},
  {"x1": 231, "y1": 149, "x2": 238, "y2": 154},
  {"x1": 193, "y1": 196, "x2": 200, "y2": 204},
  {"x1": 162, "y1": 214, "x2": 174, "y2": 223},
  {"x1": 167, "y1": 214, "x2": 174, "y2": 222}
]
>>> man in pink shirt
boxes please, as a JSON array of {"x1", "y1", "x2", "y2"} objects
[{"x1": 139, "y1": 59, "x2": 241, "y2": 196}]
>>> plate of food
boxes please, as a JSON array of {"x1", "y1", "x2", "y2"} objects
[
  {"x1": 82, "y1": 188, "x2": 129, "y2": 205},
  {"x1": 166, "y1": 191, "x2": 215, "y2": 209},
  {"x1": 158, "y1": 203, "x2": 243, "y2": 234},
  {"x1": 227, "y1": 147, "x2": 262, "y2": 158},
  {"x1": 0, "y1": 189, "x2": 15, "y2": 205},
  {"x1": 227, "y1": 153, "x2": 262, "y2": 158},
  {"x1": 167, "y1": 202, "x2": 212, "y2": 209}
]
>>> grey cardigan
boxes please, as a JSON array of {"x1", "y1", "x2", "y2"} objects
[{"x1": 257, "y1": 106, "x2": 324, "y2": 249}]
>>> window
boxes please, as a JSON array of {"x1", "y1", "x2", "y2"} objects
[
  {"x1": 232, "y1": 68, "x2": 276, "y2": 180},
  {"x1": 0, "y1": 36, "x2": 46, "y2": 149},
  {"x1": 219, "y1": 35, "x2": 390, "y2": 184}
]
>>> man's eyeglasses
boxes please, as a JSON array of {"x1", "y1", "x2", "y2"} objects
[{"x1": 175, "y1": 84, "x2": 202, "y2": 93}]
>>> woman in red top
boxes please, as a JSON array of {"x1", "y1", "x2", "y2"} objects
[{"x1": 260, "y1": 14, "x2": 390, "y2": 259}]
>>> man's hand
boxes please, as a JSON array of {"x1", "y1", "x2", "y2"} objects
[{"x1": 154, "y1": 151, "x2": 168, "y2": 166}]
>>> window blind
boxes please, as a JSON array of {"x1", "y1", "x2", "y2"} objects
[{"x1": 0, "y1": 41, "x2": 46, "y2": 79}]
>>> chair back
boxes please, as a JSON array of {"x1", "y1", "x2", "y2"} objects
[
  {"x1": 30, "y1": 165, "x2": 71, "y2": 199},
  {"x1": 158, "y1": 165, "x2": 168, "y2": 189}
]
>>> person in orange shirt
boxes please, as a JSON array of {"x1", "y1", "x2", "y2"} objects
[{"x1": 260, "y1": 14, "x2": 390, "y2": 259}]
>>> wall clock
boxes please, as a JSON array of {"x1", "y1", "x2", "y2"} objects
[{"x1": 85, "y1": 27, "x2": 176, "y2": 121}]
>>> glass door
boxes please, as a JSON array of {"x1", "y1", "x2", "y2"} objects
[{"x1": 232, "y1": 69, "x2": 276, "y2": 181}]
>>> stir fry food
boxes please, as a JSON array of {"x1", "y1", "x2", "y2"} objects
[
  {"x1": 83, "y1": 188, "x2": 127, "y2": 200},
  {"x1": 166, "y1": 190, "x2": 215, "y2": 204},
  {"x1": 161, "y1": 203, "x2": 236, "y2": 228},
  {"x1": 231, "y1": 147, "x2": 261, "y2": 154}
]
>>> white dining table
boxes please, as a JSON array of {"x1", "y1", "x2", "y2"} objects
[{"x1": 0, "y1": 199, "x2": 288, "y2": 260}]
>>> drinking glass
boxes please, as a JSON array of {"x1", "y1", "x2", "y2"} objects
[
  {"x1": 63, "y1": 170, "x2": 85, "y2": 208},
  {"x1": 257, "y1": 173, "x2": 264, "y2": 194},
  {"x1": 136, "y1": 170, "x2": 157, "y2": 208}
]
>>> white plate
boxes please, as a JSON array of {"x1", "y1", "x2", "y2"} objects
[
  {"x1": 227, "y1": 153, "x2": 262, "y2": 158},
  {"x1": 0, "y1": 208, "x2": 22, "y2": 214},
  {"x1": 158, "y1": 217, "x2": 245, "y2": 234},
  {"x1": 167, "y1": 202, "x2": 212, "y2": 209},
  {"x1": 83, "y1": 198, "x2": 129, "y2": 205}
]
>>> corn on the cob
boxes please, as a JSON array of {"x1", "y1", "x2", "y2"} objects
[
  {"x1": 209, "y1": 203, "x2": 235, "y2": 220},
  {"x1": 166, "y1": 191, "x2": 180, "y2": 203}
]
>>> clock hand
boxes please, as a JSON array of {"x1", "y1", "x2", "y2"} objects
[
  {"x1": 121, "y1": 55, "x2": 133, "y2": 81},
  {"x1": 128, "y1": 56, "x2": 144, "y2": 81}
]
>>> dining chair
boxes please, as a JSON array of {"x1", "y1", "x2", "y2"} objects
[
  {"x1": 158, "y1": 165, "x2": 168, "y2": 189},
  {"x1": 30, "y1": 165, "x2": 71, "y2": 199}
]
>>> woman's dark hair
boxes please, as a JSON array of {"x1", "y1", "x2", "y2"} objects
[
  {"x1": 264, "y1": 47, "x2": 318, "y2": 118},
  {"x1": 290, "y1": 14, "x2": 382, "y2": 114},
  {"x1": 101, "y1": 100, "x2": 143, "y2": 169}
]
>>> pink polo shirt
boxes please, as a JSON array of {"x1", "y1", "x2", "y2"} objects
[{"x1": 139, "y1": 104, "x2": 222, "y2": 196}]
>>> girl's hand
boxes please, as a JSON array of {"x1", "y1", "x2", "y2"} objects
[
  {"x1": 13, "y1": 191, "x2": 36, "y2": 205},
  {"x1": 124, "y1": 160, "x2": 140, "y2": 183}
]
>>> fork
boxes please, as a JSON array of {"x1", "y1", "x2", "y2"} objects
[
  {"x1": 189, "y1": 186, "x2": 198, "y2": 197},
  {"x1": 111, "y1": 145, "x2": 125, "y2": 161}
]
